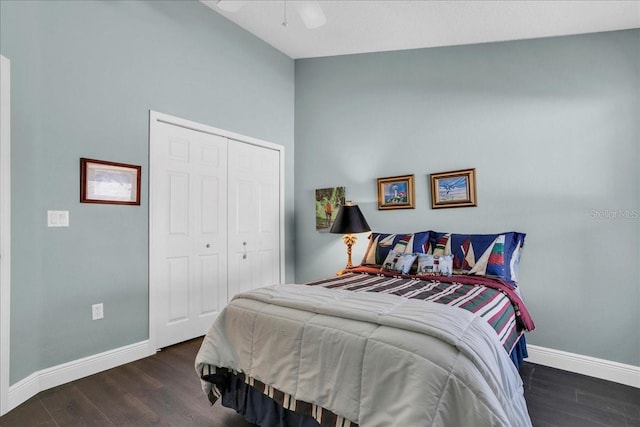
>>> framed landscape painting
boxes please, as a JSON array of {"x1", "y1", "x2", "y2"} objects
[
  {"x1": 430, "y1": 168, "x2": 477, "y2": 209},
  {"x1": 80, "y1": 158, "x2": 141, "y2": 205}
]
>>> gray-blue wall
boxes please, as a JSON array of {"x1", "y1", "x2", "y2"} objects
[
  {"x1": 2, "y1": 0, "x2": 638, "y2": 386},
  {"x1": 295, "y1": 30, "x2": 639, "y2": 366},
  {"x1": 1, "y1": 0, "x2": 295, "y2": 383}
]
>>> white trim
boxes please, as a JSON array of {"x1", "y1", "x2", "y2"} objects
[
  {"x1": 6, "y1": 340, "x2": 153, "y2": 414},
  {"x1": 0, "y1": 54, "x2": 11, "y2": 416},
  {"x1": 148, "y1": 110, "x2": 286, "y2": 353},
  {"x1": 151, "y1": 110, "x2": 284, "y2": 152},
  {"x1": 526, "y1": 344, "x2": 640, "y2": 388}
]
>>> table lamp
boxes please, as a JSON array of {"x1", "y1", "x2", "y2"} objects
[{"x1": 330, "y1": 202, "x2": 371, "y2": 274}]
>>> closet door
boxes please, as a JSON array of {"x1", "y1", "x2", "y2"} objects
[
  {"x1": 228, "y1": 141, "x2": 281, "y2": 300},
  {"x1": 150, "y1": 122, "x2": 228, "y2": 349}
]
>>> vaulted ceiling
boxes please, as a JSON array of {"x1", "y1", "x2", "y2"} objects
[{"x1": 202, "y1": 0, "x2": 640, "y2": 59}]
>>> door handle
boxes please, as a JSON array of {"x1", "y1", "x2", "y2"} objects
[{"x1": 243, "y1": 242, "x2": 247, "y2": 259}]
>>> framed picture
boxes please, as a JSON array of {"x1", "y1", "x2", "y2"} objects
[
  {"x1": 315, "y1": 186, "x2": 346, "y2": 231},
  {"x1": 430, "y1": 168, "x2": 477, "y2": 209},
  {"x1": 377, "y1": 174, "x2": 415, "y2": 210},
  {"x1": 80, "y1": 158, "x2": 141, "y2": 205}
]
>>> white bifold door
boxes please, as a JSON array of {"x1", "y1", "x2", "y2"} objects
[
  {"x1": 150, "y1": 114, "x2": 282, "y2": 350},
  {"x1": 228, "y1": 141, "x2": 281, "y2": 300}
]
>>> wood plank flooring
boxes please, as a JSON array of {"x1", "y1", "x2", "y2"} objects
[
  {"x1": 1, "y1": 337, "x2": 638, "y2": 426},
  {"x1": 520, "y1": 362, "x2": 640, "y2": 427}
]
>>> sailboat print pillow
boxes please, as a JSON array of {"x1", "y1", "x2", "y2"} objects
[
  {"x1": 361, "y1": 231, "x2": 431, "y2": 266},
  {"x1": 429, "y1": 232, "x2": 526, "y2": 285}
]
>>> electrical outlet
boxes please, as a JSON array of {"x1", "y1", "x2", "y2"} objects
[{"x1": 92, "y1": 303, "x2": 104, "y2": 320}]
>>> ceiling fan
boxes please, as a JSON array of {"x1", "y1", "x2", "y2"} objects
[{"x1": 215, "y1": 0, "x2": 327, "y2": 29}]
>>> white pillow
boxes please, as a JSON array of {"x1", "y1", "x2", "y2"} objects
[
  {"x1": 381, "y1": 250, "x2": 417, "y2": 274},
  {"x1": 416, "y1": 253, "x2": 453, "y2": 276}
]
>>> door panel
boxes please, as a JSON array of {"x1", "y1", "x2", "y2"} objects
[
  {"x1": 168, "y1": 257, "x2": 189, "y2": 323},
  {"x1": 200, "y1": 178, "x2": 219, "y2": 234},
  {"x1": 257, "y1": 249, "x2": 277, "y2": 287},
  {"x1": 258, "y1": 181, "x2": 278, "y2": 232},
  {"x1": 228, "y1": 142, "x2": 281, "y2": 300},
  {"x1": 255, "y1": 148, "x2": 280, "y2": 289},
  {"x1": 233, "y1": 180, "x2": 254, "y2": 234},
  {"x1": 169, "y1": 173, "x2": 189, "y2": 235},
  {"x1": 151, "y1": 122, "x2": 228, "y2": 349},
  {"x1": 198, "y1": 253, "x2": 219, "y2": 315}
]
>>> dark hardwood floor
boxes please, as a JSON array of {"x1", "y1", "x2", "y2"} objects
[{"x1": 1, "y1": 338, "x2": 638, "y2": 426}]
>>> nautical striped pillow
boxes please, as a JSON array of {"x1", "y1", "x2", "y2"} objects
[
  {"x1": 361, "y1": 231, "x2": 431, "y2": 266},
  {"x1": 429, "y1": 232, "x2": 526, "y2": 285}
]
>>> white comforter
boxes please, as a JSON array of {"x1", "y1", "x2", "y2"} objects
[{"x1": 195, "y1": 284, "x2": 532, "y2": 427}]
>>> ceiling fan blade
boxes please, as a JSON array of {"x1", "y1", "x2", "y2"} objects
[
  {"x1": 216, "y1": 0, "x2": 246, "y2": 13},
  {"x1": 293, "y1": 1, "x2": 327, "y2": 29}
]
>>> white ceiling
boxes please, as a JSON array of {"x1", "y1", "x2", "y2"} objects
[{"x1": 201, "y1": 0, "x2": 640, "y2": 59}]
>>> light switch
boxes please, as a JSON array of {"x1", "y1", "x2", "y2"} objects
[{"x1": 47, "y1": 210, "x2": 69, "y2": 227}]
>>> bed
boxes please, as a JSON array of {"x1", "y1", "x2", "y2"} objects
[{"x1": 196, "y1": 230, "x2": 535, "y2": 426}]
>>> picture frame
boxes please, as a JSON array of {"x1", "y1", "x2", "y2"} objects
[
  {"x1": 377, "y1": 174, "x2": 415, "y2": 210},
  {"x1": 80, "y1": 158, "x2": 141, "y2": 205},
  {"x1": 315, "y1": 186, "x2": 346, "y2": 232},
  {"x1": 430, "y1": 168, "x2": 477, "y2": 209}
]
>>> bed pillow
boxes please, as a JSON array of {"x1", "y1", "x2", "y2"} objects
[
  {"x1": 431, "y1": 233, "x2": 451, "y2": 255},
  {"x1": 361, "y1": 231, "x2": 431, "y2": 266},
  {"x1": 415, "y1": 254, "x2": 453, "y2": 276},
  {"x1": 413, "y1": 231, "x2": 432, "y2": 254},
  {"x1": 429, "y1": 231, "x2": 526, "y2": 284},
  {"x1": 362, "y1": 233, "x2": 402, "y2": 266},
  {"x1": 381, "y1": 251, "x2": 418, "y2": 275}
]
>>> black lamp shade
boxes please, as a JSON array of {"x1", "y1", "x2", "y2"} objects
[{"x1": 330, "y1": 204, "x2": 371, "y2": 234}]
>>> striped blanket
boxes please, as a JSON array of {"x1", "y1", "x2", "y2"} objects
[
  {"x1": 305, "y1": 271, "x2": 530, "y2": 355},
  {"x1": 202, "y1": 367, "x2": 359, "y2": 427}
]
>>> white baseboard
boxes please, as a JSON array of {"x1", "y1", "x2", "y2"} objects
[
  {"x1": 6, "y1": 340, "x2": 154, "y2": 415},
  {"x1": 4, "y1": 341, "x2": 638, "y2": 416},
  {"x1": 526, "y1": 344, "x2": 640, "y2": 388}
]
